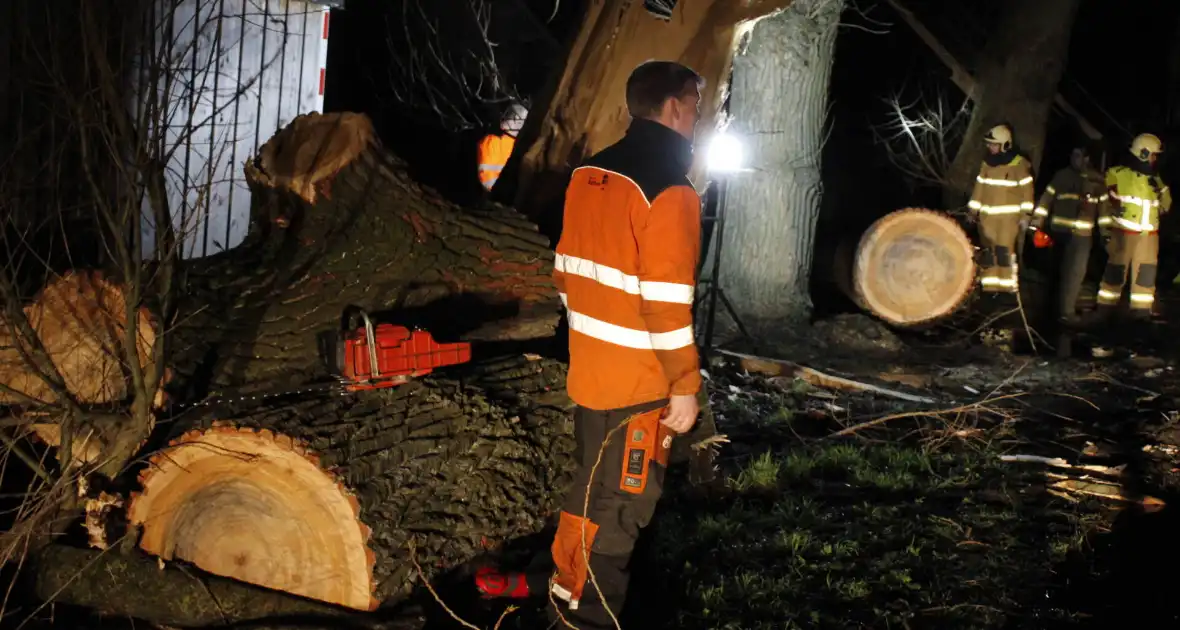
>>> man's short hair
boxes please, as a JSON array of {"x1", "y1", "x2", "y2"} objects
[{"x1": 625, "y1": 60, "x2": 704, "y2": 119}]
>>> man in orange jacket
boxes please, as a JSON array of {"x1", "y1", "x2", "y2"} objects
[
  {"x1": 544, "y1": 60, "x2": 703, "y2": 628},
  {"x1": 477, "y1": 103, "x2": 527, "y2": 191}
]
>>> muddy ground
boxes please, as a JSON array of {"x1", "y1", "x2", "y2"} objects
[{"x1": 411, "y1": 312, "x2": 1180, "y2": 630}]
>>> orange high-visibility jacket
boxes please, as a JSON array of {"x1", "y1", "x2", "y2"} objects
[
  {"x1": 478, "y1": 133, "x2": 515, "y2": 190},
  {"x1": 554, "y1": 118, "x2": 702, "y2": 411}
]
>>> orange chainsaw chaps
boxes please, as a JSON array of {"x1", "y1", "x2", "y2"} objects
[
  {"x1": 619, "y1": 407, "x2": 673, "y2": 495},
  {"x1": 550, "y1": 510, "x2": 600, "y2": 610}
]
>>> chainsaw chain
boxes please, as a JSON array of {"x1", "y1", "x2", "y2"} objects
[{"x1": 169, "y1": 379, "x2": 351, "y2": 413}]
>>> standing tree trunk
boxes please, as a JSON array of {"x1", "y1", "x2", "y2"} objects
[
  {"x1": 496, "y1": 0, "x2": 796, "y2": 239},
  {"x1": 718, "y1": 0, "x2": 845, "y2": 332},
  {"x1": 943, "y1": 0, "x2": 1081, "y2": 204}
]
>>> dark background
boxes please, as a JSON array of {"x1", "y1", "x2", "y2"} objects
[{"x1": 324, "y1": 0, "x2": 1180, "y2": 228}]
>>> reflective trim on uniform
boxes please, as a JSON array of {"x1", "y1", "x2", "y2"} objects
[
  {"x1": 978, "y1": 204, "x2": 1026, "y2": 214},
  {"x1": 1097, "y1": 216, "x2": 1113, "y2": 226},
  {"x1": 1097, "y1": 288, "x2": 1120, "y2": 303},
  {"x1": 1130, "y1": 293, "x2": 1155, "y2": 304},
  {"x1": 480, "y1": 164, "x2": 504, "y2": 172},
  {"x1": 980, "y1": 276, "x2": 1018, "y2": 288},
  {"x1": 1020, "y1": 201, "x2": 1034, "y2": 211},
  {"x1": 977, "y1": 175, "x2": 1033, "y2": 187},
  {"x1": 566, "y1": 308, "x2": 694, "y2": 350},
  {"x1": 638, "y1": 281, "x2": 694, "y2": 304},
  {"x1": 1051, "y1": 217, "x2": 1094, "y2": 231},
  {"x1": 555, "y1": 253, "x2": 694, "y2": 304},
  {"x1": 968, "y1": 200, "x2": 983, "y2": 210},
  {"x1": 1111, "y1": 216, "x2": 1157, "y2": 232},
  {"x1": 1056, "y1": 193, "x2": 1080, "y2": 200},
  {"x1": 1033, "y1": 207, "x2": 1049, "y2": 217},
  {"x1": 1110, "y1": 193, "x2": 1160, "y2": 209}
]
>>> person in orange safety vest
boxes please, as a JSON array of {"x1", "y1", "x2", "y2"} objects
[
  {"x1": 477, "y1": 103, "x2": 527, "y2": 191},
  {"x1": 473, "y1": 61, "x2": 705, "y2": 629}
]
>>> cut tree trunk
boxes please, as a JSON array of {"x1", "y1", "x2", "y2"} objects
[
  {"x1": 165, "y1": 112, "x2": 562, "y2": 399},
  {"x1": 831, "y1": 208, "x2": 977, "y2": 327},
  {"x1": 717, "y1": 0, "x2": 844, "y2": 334},
  {"x1": 127, "y1": 354, "x2": 572, "y2": 610},
  {"x1": 0, "y1": 269, "x2": 161, "y2": 407},
  {"x1": 497, "y1": 0, "x2": 796, "y2": 237},
  {"x1": 943, "y1": 0, "x2": 1081, "y2": 203}
]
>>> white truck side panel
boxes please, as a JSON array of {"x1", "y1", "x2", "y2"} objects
[{"x1": 136, "y1": 0, "x2": 331, "y2": 259}]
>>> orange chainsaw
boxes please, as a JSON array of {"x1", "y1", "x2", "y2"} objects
[
  {"x1": 327, "y1": 307, "x2": 473, "y2": 392},
  {"x1": 178, "y1": 309, "x2": 473, "y2": 411}
]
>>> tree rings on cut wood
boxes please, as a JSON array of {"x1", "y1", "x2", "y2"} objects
[
  {"x1": 849, "y1": 208, "x2": 976, "y2": 326},
  {"x1": 127, "y1": 424, "x2": 377, "y2": 611},
  {"x1": 0, "y1": 269, "x2": 164, "y2": 407},
  {"x1": 247, "y1": 111, "x2": 376, "y2": 205}
]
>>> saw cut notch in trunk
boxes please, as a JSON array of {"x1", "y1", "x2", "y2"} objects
[
  {"x1": 127, "y1": 423, "x2": 378, "y2": 612},
  {"x1": 846, "y1": 208, "x2": 976, "y2": 326}
]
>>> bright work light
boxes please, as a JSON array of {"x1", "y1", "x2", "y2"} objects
[{"x1": 706, "y1": 132, "x2": 744, "y2": 173}]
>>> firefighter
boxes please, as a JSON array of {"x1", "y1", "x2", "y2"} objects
[
  {"x1": 474, "y1": 61, "x2": 704, "y2": 628},
  {"x1": 1094, "y1": 133, "x2": 1172, "y2": 322},
  {"x1": 967, "y1": 124, "x2": 1036, "y2": 297},
  {"x1": 477, "y1": 103, "x2": 527, "y2": 191},
  {"x1": 1031, "y1": 141, "x2": 1107, "y2": 327}
]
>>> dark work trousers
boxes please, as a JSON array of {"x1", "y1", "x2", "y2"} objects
[
  {"x1": 1050, "y1": 229, "x2": 1093, "y2": 322},
  {"x1": 547, "y1": 398, "x2": 670, "y2": 629}
]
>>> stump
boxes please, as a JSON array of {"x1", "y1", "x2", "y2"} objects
[
  {"x1": 127, "y1": 354, "x2": 574, "y2": 609},
  {"x1": 836, "y1": 208, "x2": 976, "y2": 327},
  {"x1": 0, "y1": 269, "x2": 162, "y2": 406}
]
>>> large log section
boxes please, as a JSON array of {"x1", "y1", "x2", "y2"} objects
[{"x1": 830, "y1": 208, "x2": 977, "y2": 327}]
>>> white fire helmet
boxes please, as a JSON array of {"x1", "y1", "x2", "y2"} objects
[
  {"x1": 1130, "y1": 133, "x2": 1163, "y2": 161},
  {"x1": 984, "y1": 124, "x2": 1012, "y2": 151},
  {"x1": 501, "y1": 104, "x2": 528, "y2": 137}
]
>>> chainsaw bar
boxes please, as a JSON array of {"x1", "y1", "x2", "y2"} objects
[{"x1": 169, "y1": 379, "x2": 350, "y2": 413}]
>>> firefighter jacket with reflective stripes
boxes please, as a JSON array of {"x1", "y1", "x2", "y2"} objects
[
  {"x1": 1098, "y1": 165, "x2": 1172, "y2": 233},
  {"x1": 967, "y1": 154, "x2": 1035, "y2": 217},
  {"x1": 554, "y1": 118, "x2": 702, "y2": 411},
  {"x1": 1033, "y1": 166, "x2": 1106, "y2": 234},
  {"x1": 478, "y1": 133, "x2": 515, "y2": 190}
]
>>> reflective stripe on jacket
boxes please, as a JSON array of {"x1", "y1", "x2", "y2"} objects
[
  {"x1": 478, "y1": 133, "x2": 515, "y2": 190},
  {"x1": 1098, "y1": 165, "x2": 1172, "y2": 233},
  {"x1": 554, "y1": 118, "x2": 702, "y2": 411},
  {"x1": 968, "y1": 155, "x2": 1035, "y2": 216},
  {"x1": 1034, "y1": 167, "x2": 1106, "y2": 234}
]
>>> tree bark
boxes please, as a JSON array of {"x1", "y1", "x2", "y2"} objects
[
  {"x1": 126, "y1": 354, "x2": 573, "y2": 609},
  {"x1": 496, "y1": 0, "x2": 796, "y2": 239},
  {"x1": 717, "y1": 0, "x2": 844, "y2": 333},
  {"x1": 165, "y1": 112, "x2": 562, "y2": 400},
  {"x1": 943, "y1": 0, "x2": 1081, "y2": 204},
  {"x1": 31, "y1": 544, "x2": 407, "y2": 630}
]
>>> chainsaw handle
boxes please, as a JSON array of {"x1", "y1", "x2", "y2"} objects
[{"x1": 341, "y1": 306, "x2": 381, "y2": 380}]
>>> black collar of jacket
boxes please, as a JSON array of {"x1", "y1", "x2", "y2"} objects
[
  {"x1": 623, "y1": 118, "x2": 695, "y2": 177},
  {"x1": 984, "y1": 148, "x2": 1018, "y2": 168},
  {"x1": 1130, "y1": 158, "x2": 1158, "y2": 178}
]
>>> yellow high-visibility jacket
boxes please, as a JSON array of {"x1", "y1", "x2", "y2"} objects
[
  {"x1": 1098, "y1": 165, "x2": 1172, "y2": 233},
  {"x1": 968, "y1": 155, "x2": 1035, "y2": 218}
]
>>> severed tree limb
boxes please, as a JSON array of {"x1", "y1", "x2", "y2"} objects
[{"x1": 716, "y1": 348, "x2": 937, "y2": 403}]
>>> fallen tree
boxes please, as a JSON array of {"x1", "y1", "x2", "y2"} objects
[{"x1": 10, "y1": 113, "x2": 577, "y2": 621}]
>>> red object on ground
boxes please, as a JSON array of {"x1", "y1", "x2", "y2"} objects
[
  {"x1": 474, "y1": 566, "x2": 531, "y2": 599},
  {"x1": 340, "y1": 324, "x2": 472, "y2": 391},
  {"x1": 1033, "y1": 230, "x2": 1053, "y2": 248}
]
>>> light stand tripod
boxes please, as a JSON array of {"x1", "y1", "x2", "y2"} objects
[{"x1": 695, "y1": 175, "x2": 752, "y2": 355}]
